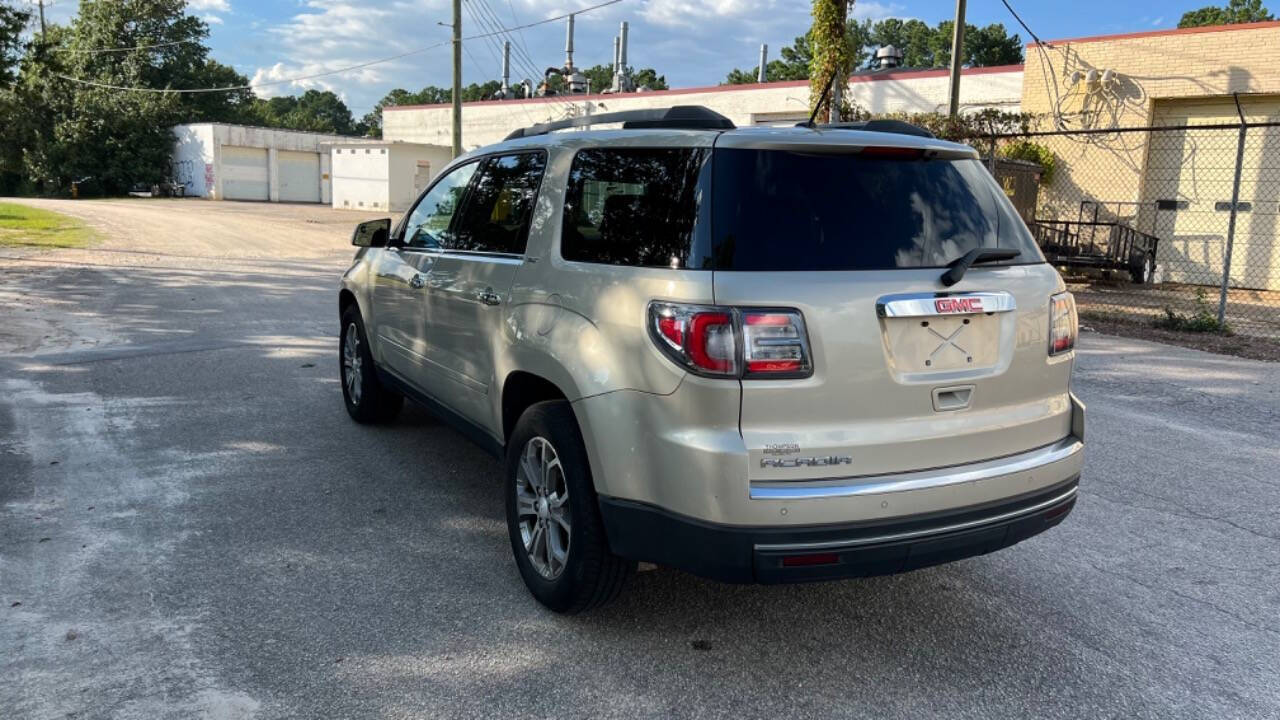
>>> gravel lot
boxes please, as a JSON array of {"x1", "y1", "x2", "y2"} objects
[{"x1": 2, "y1": 198, "x2": 1278, "y2": 719}]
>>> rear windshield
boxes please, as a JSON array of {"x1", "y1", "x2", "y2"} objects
[{"x1": 710, "y1": 148, "x2": 1044, "y2": 271}]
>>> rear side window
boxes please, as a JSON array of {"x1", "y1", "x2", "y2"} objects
[
  {"x1": 711, "y1": 148, "x2": 1044, "y2": 271},
  {"x1": 450, "y1": 151, "x2": 547, "y2": 254},
  {"x1": 561, "y1": 148, "x2": 711, "y2": 268}
]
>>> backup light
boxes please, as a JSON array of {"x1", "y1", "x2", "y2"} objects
[{"x1": 1049, "y1": 292, "x2": 1078, "y2": 356}]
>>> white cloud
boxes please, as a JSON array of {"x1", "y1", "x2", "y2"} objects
[
  {"x1": 244, "y1": 0, "x2": 821, "y2": 112},
  {"x1": 203, "y1": 14, "x2": 224, "y2": 25},
  {"x1": 851, "y1": 2, "x2": 905, "y2": 21},
  {"x1": 640, "y1": 0, "x2": 787, "y2": 28},
  {"x1": 189, "y1": 0, "x2": 231, "y2": 11}
]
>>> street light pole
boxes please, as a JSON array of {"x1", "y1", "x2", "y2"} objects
[
  {"x1": 947, "y1": 0, "x2": 967, "y2": 118},
  {"x1": 451, "y1": 0, "x2": 462, "y2": 158}
]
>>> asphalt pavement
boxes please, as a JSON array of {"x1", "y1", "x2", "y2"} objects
[{"x1": 2, "y1": 199, "x2": 1278, "y2": 719}]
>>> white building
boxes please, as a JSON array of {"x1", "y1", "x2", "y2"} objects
[
  {"x1": 328, "y1": 141, "x2": 454, "y2": 213},
  {"x1": 171, "y1": 123, "x2": 362, "y2": 203},
  {"x1": 383, "y1": 65, "x2": 1025, "y2": 150}
]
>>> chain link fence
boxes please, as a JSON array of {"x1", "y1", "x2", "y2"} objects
[{"x1": 984, "y1": 121, "x2": 1280, "y2": 342}]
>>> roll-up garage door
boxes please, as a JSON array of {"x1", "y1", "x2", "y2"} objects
[
  {"x1": 221, "y1": 146, "x2": 269, "y2": 201},
  {"x1": 1141, "y1": 97, "x2": 1280, "y2": 290},
  {"x1": 278, "y1": 150, "x2": 321, "y2": 203}
]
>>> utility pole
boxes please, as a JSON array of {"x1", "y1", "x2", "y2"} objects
[
  {"x1": 451, "y1": 0, "x2": 462, "y2": 158},
  {"x1": 38, "y1": 0, "x2": 47, "y2": 36},
  {"x1": 947, "y1": 0, "x2": 967, "y2": 117}
]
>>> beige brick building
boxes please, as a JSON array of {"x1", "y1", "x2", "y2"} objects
[
  {"x1": 383, "y1": 65, "x2": 1025, "y2": 150},
  {"x1": 1022, "y1": 21, "x2": 1280, "y2": 290}
]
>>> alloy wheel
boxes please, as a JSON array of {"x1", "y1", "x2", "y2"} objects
[
  {"x1": 515, "y1": 436, "x2": 570, "y2": 579},
  {"x1": 343, "y1": 322, "x2": 363, "y2": 406}
]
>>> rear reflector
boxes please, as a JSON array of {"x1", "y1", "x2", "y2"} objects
[
  {"x1": 781, "y1": 553, "x2": 841, "y2": 567},
  {"x1": 1044, "y1": 499, "x2": 1075, "y2": 521}
]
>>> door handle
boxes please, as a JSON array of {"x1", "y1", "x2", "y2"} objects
[
  {"x1": 477, "y1": 288, "x2": 502, "y2": 306},
  {"x1": 409, "y1": 273, "x2": 426, "y2": 290}
]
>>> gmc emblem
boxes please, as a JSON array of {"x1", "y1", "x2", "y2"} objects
[{"x1": 935, "y1": 297, "x2": 984, "y2": 314}]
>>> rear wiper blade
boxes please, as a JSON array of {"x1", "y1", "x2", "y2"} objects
[{"x1": 939, "y1": 248, "x2": 1021, "y2": 287}]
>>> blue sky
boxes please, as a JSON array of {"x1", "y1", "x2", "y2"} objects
[{"x1": 44, "y1": 0, "x2": 1238, "y2": 116}]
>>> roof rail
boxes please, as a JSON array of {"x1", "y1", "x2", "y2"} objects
[
  {"x1": 504, "y1": 105, "x2": 734, "y2": 140},
  {"x1": 803, "y1": 119, "x2": 935, "y2": 139}
]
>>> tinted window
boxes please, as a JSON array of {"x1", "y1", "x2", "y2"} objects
[
  {"x1": 450, "y1": 152, "x2": 547, "y2": 254},
  {"x1": 561, "y1": 148, "x2": 710, "y2": 268},
  {"x1": 711, "y1": 148, "x2": 1044, "y2": 271},
  {"x1": 401, "y1": 161, "x2": 478, "y2": 249}
]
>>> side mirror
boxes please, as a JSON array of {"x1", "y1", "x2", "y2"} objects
[{"x1": 351, "y1": 218, "x2": 391, "y2": 247}]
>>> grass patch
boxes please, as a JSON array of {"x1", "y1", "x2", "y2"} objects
[
  {"x1": 0, "y1": 202, "x2": 95, "y2": 249},
  {"x1": 1152, "y1": 289, "x2": 1232, "y2": 334}
]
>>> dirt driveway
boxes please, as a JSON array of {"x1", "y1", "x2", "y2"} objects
[{"x1": 0, "y1": 198, "x2": 386, "y2": 355}]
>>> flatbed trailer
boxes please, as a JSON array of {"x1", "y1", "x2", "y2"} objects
[{"x1": 1031, "y1": 201, "x2": 1160, "y2": 283}]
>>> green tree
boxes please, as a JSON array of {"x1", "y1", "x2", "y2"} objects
[
  {"x1": 0, "y1": 1, "x2": 32, "y2": 193},
  {"x1": 1178, "y1": 0, "x2": 1273, "y2": 27},
  {"x1": 0, "y1": 0, "x2": 28, "y2": 86},
  {"x1": 249, "y1": 89, "x2": 360, "y2": 134},
  {"x1": 869, "y1": 18, "x2": 934, "y2": 67},
  {"x1": 965, "y1": 23, "x2": 1023, "y2": 66},
  {"x1": 11, "y1": 0, "x2": 267, "y2": 194},
  {"x1": 581, "y1": 64, "x2": 613, "y2": 93},
  {"x1": 724, "y1": 32, "x2": 815, "y2": 84},
  {"x1": 632, "y1": 67, "x2": 668, "y2": 90},
  {"x1": 868, "y1": 19, "x2": 1021, "y2": 68}
]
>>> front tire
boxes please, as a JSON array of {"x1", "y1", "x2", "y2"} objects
[
  {"x1": 340, "y1": 305, "x2": 403, "y2": 424},
  {"x1": 505, "y1": 401, "x2": 635, "y2": 613}
]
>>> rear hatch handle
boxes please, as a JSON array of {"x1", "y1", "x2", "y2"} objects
[{"x1": 940, "y1": 248, "x2": 1021, "y2": 287}]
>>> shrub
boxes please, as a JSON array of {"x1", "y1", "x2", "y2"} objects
[
  {"x1": 1000, "y1": 140, "x2": 1056, "y2": 185},
  {"x1": 1152, "y1": 289, "x2": 1232, "y2": 333}
]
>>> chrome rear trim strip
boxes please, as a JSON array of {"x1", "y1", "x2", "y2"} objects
[
  {"x1": 749, "y1": 437, "x2": 1082, "y2": 500},
  {"x1": 755, "y1": 486, "x2": 1078, "y2": 552},
  {"x1": 876, "y1": 290, "x2": 1017, "y2": 318}
]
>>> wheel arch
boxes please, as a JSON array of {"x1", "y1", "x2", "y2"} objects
[
  {"x1": 501, "y1": 370, "x2": 573, "y2": 446},
  {"x1": 338, "y1": 288, "x2": 359, "y2": 321}
]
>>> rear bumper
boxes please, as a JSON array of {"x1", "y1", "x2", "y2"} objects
[{"x1": 599, "y1": 476, "x2": 1079, "y2": 583}]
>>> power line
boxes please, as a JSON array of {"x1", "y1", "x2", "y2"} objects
[
  {"x1": 504, "y1": 0, "x2": 532, "y2": 60},
  {"x1": 998, "y1": 0, "x2": 1064, "y2": 129},
  {"x1": 53, "y1": 37, "x2": 203, "y2": 54},
  {"x1": 461, "y1": 0, "x2": 506, "y2": 77},
  {"x1": 51, "y1": 0, "x2": 623, "y2": 94},
  {"x1": 468, "y1": 0, "x2": 576, "y2": 114},
  {"x1": 998, "y1": 0, "x2": 1046, "y2": 46},
  {"x1": 472, "y1": 0, "x2": 581, "y2": 113}
]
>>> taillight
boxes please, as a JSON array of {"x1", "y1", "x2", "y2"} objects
[
  {"x1": 742, "y1": 311, "x2": 811, "y2": 377},
  {"x1": 1049, "y1": 292, "x2": 1077, "y2": 356},
  {"x1": 648, "y1": 302, "x2": 812, "y2": 379}
]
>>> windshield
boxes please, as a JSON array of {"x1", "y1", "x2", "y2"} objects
[{"x1": 710, "y1": 148, "x2": 1044, "y2": 271}]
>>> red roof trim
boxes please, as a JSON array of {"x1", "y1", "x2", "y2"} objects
[
  {"x1": 1030, "y1": 19, "x2": 1280, "y2": 48},
  {"x1": 381, "y1": 64, "x2": 1024, "y2": 112}
]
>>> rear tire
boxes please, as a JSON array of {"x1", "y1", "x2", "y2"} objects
[
  {"x1": 1130, "y1": 255, "x2": 1154, "y2": 284},
  {"x1": 340, "y1": 305, "x2": 403, "y2": 424},
  {"x1": 505, "y1": 401, "x2": 635, "y2": 613}
]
